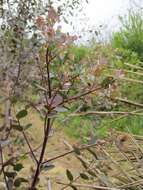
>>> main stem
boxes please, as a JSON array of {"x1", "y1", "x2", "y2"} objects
[
  {"x1": 30, "y1": 118, "x2": 51, "y2": 188},
  {"x1": 30, "y1": 47, "x2": 52, "y2": 189}
]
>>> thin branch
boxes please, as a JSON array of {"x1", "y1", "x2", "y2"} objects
[
  {"x1": 111, "y1": 68, "x2": 143, "y2": 77},
  {"x1": 47, "y1": 178, "x2": 52, "y2": 190},
  {"x1": 0, "y1": 144, "x2": 42, "y2": 174},
  {"x1": 119, "y1": 179, "x2": 143, "y2": 189},
  {"x1": 58, "y1": 182, "x2": 120, "y2": 190},
  {"x1": 119, "y1": 76, "x2": 143, "y2": 85},
  {"x1": 69, "y1": 111, "x2": 143, "y2": 117},
  {"x1": 0, "y1": 144, "x2": 10, "y2": 190},
  {"x1": 104, "y1": 109, "x2": 143, "y2": 125},
  {"x1": 115, "y1": 97, "x2": 143, "y2": 108},
  {"x1": 64, "y1": 86, "x2": 102, "y2": 103},
  {"x1": 46, "y1": 47, "x2": 52, "y2": 98},
  {"x1": 13, "y1": 107, "x2": 38, "y2": 165},
  {"x1": 22, "y1": 131, "x2": 38, "y2": 164},
  {"x1": 124, "y1": 62, "x2": 143, "y2": 71},
  {"x1": 42, "y1": 142, "x2": 100, "y2": 164},
  {"x1": 108, "y1": 74, "x2": 143, "y2": 85},
  {"x1": 53, "y1": 86, "x2": 102, "y2": 109}
]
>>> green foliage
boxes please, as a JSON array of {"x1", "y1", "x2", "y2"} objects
[
  {"x1": 60, "y1": 117, "x2": 94, "y2": 141},
  {"x1": 112, "y1": 10, "x2": 143, "y2": 61},
  {"x1": 16, "y1": 109, "x2": 28, "y2": 119},
  {"x1": 70, "y1": 45, "x2": 90, "y2": 62},
  {"x1": 13, "y1": 163, "x2": 24, "y2": 172},
  {"x1": 14, "y1": 177, "x2": 28, "y2": 188},
  {"x1": 52, "y1": 39, "x2": 143, "y2": 139},
  {"x1": 59, "y1": 40, "x2": 143, "y2": 139},
  {"x1": 97, "y1": 116, "x2": 143, "y2": 137},
  {"x1": 113, "y1": 48, "x2": 140, "y2": 67}
]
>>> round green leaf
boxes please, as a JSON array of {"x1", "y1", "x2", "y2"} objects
[
  {"x1": 14, "y1": 177, "x2": 28, "y2": 187},
  {"x1": 16, "y1": 109, "x2": 28, "y2": 119},
  {"x1": 14, "y1": 163, "x2": 24, "y2": 172}
]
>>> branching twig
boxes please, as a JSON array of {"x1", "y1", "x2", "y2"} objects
[{"x1": 42, "y1": 142, "x2": 99, "y2": 164}]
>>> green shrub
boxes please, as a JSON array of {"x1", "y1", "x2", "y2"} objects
[
  {"x1": 112, "y1": 10, "x2": 143, "y2": 61},
  {"x1": 97, "y1": 115, "x2": 143, "y2": 137},
  {"x1": 70, "y1": 45, "x2": 90, "y2": 62}
]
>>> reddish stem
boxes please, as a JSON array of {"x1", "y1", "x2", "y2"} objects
[{"x1": 30, "y1": 47, "x2": 52, "y2": 189}]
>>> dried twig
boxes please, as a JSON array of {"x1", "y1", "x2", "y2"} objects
[
  {"x1": 69, "y1": 111, "x2": 143, "y2": 117},
  {"x1": 115, "y1": 97, "x2": 143, "y2": 108},
  {"x1": 124, "y1": 62, "x2": 143, "y2": 71},
  {"x1": 58, "y1": 182, "x2": 121, "y2": 190}
]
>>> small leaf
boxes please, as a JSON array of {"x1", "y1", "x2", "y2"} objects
[
  {"x1": 40, "y1": 163, "x2": 55, "y2": 171},
  {"x1": 12, "y1": 124, "x2": 23, "y2": 132},
  {"x1": 69, "y1": 11, "x2": 73, "y2": 16},
  {"x1": 14, "y1": 179, "x2": 21, "y2": 187},
  {"x1": 66, "y1": 169, "x2": 73, "y2": 181},
  {"x1": 87, "y1": 170, "x2": 96, "y2": 177},
  {"x1": 77, "y1": 157, "x2": 88, "y2": 169},
  {"x1": 5, "y1": 172, "x2": 17, "y2": 178},
  {"x1": 48, "y1": 94, "x2": 63, "y2": 108},
  {"x1": 63, "y1": 17, "x2": 68, "y2": 24},
  {"x1": 24, "y1": 123, "x2": 32, "y2": 130},
  {"x1": 80, "y1": 173, "x2": 89, "y2": 180},
  {"x1": 87, "y1": 148, "x2": 98, "y2": 159},
  {"x1": 101, "y1": 77, "x2": 115, "y2": 89},
  {"x1": 16, "y1": 109, "x2": 28, "y2": 119},
  {"x1": 73, "y1": 146, "x2": 81, "y2": 155},
  {"x1": 34, "y1": 83, "x2": 47, "y2": 92},
  {"x1": 13, "y1": 163, "x2": 23, "y2": 172},
  {"x1": 14, "y1": 178, "x2": 28, "y2": 187},
  {"x1": 47, "y1": 112, "x2": 58, "y2": 119},
  {"x1": 54, "y1": 107, "x2": 67, "y2": 112},
  {"x1": 95, "y1": 30, "x2": 98, "y2": 36}
]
